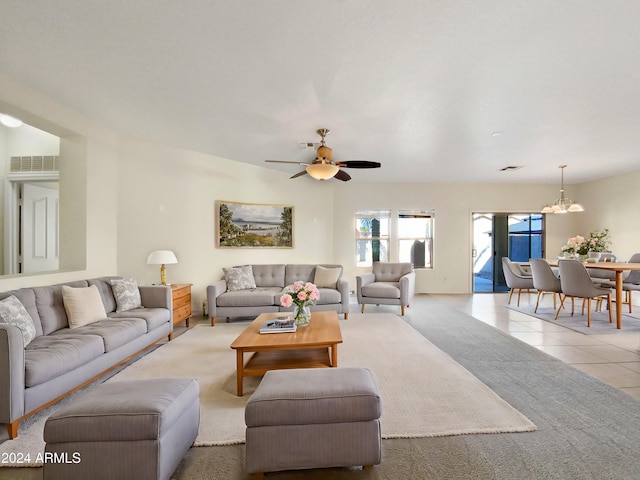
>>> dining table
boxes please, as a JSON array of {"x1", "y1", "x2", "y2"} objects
[{"x1": 557, "y1": 261, "x2": 640, "y2": 329}]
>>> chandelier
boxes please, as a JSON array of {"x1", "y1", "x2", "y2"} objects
[{"x1": 541, "y1": 165, "x2": 584, "y2": 214}]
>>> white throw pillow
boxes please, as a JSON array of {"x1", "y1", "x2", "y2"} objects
[
  {"x1": 110, "y1": 277, "x2": 142, "y2": 312},
  {"x1": 62, "y1": 285, "x2": 107, "y2": 328},
  {"x1": 0, "y1": 295, "x2": 37, "y2": 346},
  {"x1": 223, "y1": 265, "x2": 257, "y2": 291},
  {"x1": 314, "y1": 266, "x2": 341, "y2": 289}
]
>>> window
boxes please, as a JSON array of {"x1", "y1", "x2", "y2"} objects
[
  {"x1": 398, "y1": 210, "x2": 434, "y2": 269},
  {"x1": 355, "y1": 211, "x2": 390, "y2": 267}
]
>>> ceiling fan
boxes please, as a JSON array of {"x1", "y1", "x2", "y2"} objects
[{"x1": 265, "y1": 128, "x2": 381, "y2": 181}]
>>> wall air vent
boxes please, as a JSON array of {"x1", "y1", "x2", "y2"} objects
[
  {"x1": 10, "y1": 156, "x2": 59, "y2": 173},
  {"x1": 499, "y1": 165, "x2": 523, "y2": 171}
]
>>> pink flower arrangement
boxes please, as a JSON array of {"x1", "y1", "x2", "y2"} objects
[{"x1": 280, "y1": 281, "x2": 320, "y2": 310}]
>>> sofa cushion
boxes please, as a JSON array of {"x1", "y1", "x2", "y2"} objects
[
  {"x1": 52, "y1": 318, "x2": 147, "y2": 352},
  {"x1": 224, "y1": 265, "x2": 257, "y2": 291},
  {"x1": 0, "y1": 295, "x2": 37, "y2": 346},
  {"x1": 34, "y1": 281, "x2": 89, "y2": 335},
  {"x1": 315, "y1": 288, "x2": 342, "y2": 305},
  {"x1": 62, "y1": 285, "x2": 108, "y2": 328},
  {"x1": 252, "y1": 264, "x2": 286, "y2": 287},
  {"x1": 217, "y1": 288, "x2": 282, "y2": 307},
  {"x1": 25, "y1": 334, "x2": 105, "y2": 387},
  {"x1": 109, "y1": 277, "x2": 142, "y2": 312},
  {"x1": 313, "y1": 266, "x2": 342, "y2": 289},
  {"x1": 362, "y1": 282, "x2": 401, "y2": 299},
  {"x1": 108, "y1": 307, "x2": 171, "y2": 331}
]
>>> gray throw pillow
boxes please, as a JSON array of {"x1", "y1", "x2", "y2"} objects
[
  {"x1": 110, "y1": 277, "x2": 142, "y2": 312},
  {"x1": 224, "y1": 265, "x2": 257, "y2": 291},
  {"x1": 0, "y1": 295, "x2": 37, "y2": 346}
]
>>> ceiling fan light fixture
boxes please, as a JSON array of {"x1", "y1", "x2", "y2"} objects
[
  {"x1": 306, "y1": 162, "x2": 339, "y2": 180},
  {"x1": 541, "y1": 165, "x2": 584, "y2": 214}
]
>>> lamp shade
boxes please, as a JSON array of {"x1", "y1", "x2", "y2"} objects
[
  {"x1": 306, "y1": 163, "x2": 340, "y2": 180},
  {"x1": 147, "y1": 250, "x2": 178, "y2": 265}
]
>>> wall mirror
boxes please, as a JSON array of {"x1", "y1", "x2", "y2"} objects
[{"x1": 1, "y1": 115, "x2": 86, "y2": 277}]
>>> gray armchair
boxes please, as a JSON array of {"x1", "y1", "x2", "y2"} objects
[
  {"x1": 356, "y1": 262, "x2": 415, "y2": 315},
  {"x1": 502, "y1": 257, "x2": 534, "y2": 306}
]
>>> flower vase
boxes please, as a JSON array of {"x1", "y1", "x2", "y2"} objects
[
  {"x1": 293, "y1": 305, "x2": 311, "y2": 327},
  {"x1": 588, "y1": 252, "x2": 601, "y2": 262}
]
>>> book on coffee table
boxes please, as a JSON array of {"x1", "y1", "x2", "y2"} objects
[{"x1": 259, "y1": 318, "x2": 297, "y2": 334}]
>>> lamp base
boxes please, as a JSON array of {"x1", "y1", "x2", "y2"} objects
[{"x1": 160, "y1": 264, "x2": 167, "y2": 285}]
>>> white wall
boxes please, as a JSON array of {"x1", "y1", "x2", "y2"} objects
[
  {"x1": 2, "y1": 73, "x2": 637, "y2": 303},
  {"x1": 573, "y1": 170, "x2": 640, "y2": 262},
  {"x1": 333, "y1": 182, "x2": 581, "y2": 294},
  {"x1": 116, "y1": 138, "x2": 335, "y2": 310},
  {"x1": 0, "y1": 74, "x2": 119, "y2": 290}
]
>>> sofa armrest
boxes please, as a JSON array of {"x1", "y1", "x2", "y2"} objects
[
  {"x1": 0, "y1": 324, "x2": 26, "y2": 426},
  {"x1": 206, "y1": 280, "x2": 228, "y2": 320},
  {"x1": 356, "y1": 273, "x2": 375, "y2": 303},
  {"x1": 399, "y1": 271, "x2": 416, "y2": 306},
  {"x1": 139, "y1": 285, "x2": 172, "y2": 310},
  {"x1": 336, "y1": 277, "x2": 350, "y2": 315}
]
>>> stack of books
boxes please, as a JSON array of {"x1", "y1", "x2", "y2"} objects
[{"x1": 259, "y1": 316, "x2": 297, "y2": 334}]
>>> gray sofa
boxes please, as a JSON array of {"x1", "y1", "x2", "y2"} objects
[
  {"x1": 206, "y1": 264, "x2": 349, "y2": 325},
  {"x1": 0, "y1": 276, "x2": 172, "y2": 439}
]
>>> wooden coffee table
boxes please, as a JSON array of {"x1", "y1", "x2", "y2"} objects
[{"x1": 230, "y1": 310, "x2": 343, "y2": 396}]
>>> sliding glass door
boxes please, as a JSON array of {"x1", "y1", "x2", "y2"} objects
[{"x1": 472, "y1": 213, "x2": 544, "y2": 293}]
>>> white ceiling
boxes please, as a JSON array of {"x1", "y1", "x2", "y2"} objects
[{"x1": 1, "y1": 1, "x2": 640, "y2": 184}]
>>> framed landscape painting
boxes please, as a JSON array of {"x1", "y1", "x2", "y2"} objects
[{"x1": 216, "y1": 200, "x2": 294, "y2": 248}]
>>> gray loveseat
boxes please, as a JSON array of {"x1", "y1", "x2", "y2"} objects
[
  {"x1": 206, "y1": 264, "x2": 349, "y2": 325},
  {"x1": 0, "y1": 276, "x2": 172, "y2": 439}
]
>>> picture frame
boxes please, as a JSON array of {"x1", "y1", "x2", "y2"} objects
[{"x1": 216, "y1": 200, "x2": 294, "y2": 248}]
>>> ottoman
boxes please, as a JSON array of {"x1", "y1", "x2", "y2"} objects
[
  {"x1": 245, "y1": 367, "x2": 382, "y2": 476},
  {"x1": 43, "y1": 377, "x2": 200, "y2": 480}
]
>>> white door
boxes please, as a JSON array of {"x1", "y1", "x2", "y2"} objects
[{"x1": 21, "y1": 183, "x2": 59, "y2": 273}]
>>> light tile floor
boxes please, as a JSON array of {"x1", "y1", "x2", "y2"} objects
[{"x1": 428, "y1": 292, "x2": 640, "y2": 399}]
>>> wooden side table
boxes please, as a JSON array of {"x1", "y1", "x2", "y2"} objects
[{"x1": 171, "y1": 284, "x2": 193, "y2": 327}]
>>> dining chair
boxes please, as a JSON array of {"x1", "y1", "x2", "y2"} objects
[
  {"x1": 502, "y1": 257, "x2": 534, "y2": 307},
  {"x1": 529, "y1": 258, "x2": 562, "y2": 313},
  {"x1": 598, "y1": 252, "x2": 640, "y2": 313},
  {"x1": 556, "y1": 259, "x2": 612, "y2": 327}
]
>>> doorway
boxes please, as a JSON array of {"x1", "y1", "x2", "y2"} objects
[
  {"x1": 472, "y1": 213, "x2": 544, "y2": 293},
  {"x1": 4, "y1": 177, "x2": 60, "y2": 274}
]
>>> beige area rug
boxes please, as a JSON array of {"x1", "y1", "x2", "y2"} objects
[{"x1": 0, "y1": 313, "x2": 535, "y2": 465}]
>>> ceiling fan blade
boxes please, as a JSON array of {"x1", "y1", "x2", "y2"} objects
[
  {"x1": 265, "y1": 160, "x2": 309, "y2": 166},
  {"x1": 334, "y1": 169, "x2": 351, "y2": 181},
  {"x1": 335, "y1": 160, "x2": 381, "y2": 169},
  {"x1": 290, "y1": 170, "x2": 308, "y2": 179}
]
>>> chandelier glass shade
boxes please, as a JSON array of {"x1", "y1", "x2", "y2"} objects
[{"x1": 541, "y1": 165, "x2": 584, "y2": 214}]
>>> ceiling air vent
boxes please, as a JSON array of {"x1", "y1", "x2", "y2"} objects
[{"x1": 499, "y1": 165, "x2": 523, "y2": 171}]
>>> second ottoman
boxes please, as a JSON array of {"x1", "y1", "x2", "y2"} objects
[{"x1": 245, "y1": 367, "x2": 382, "y2": 475}]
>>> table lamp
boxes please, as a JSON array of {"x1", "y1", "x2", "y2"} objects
[{"x1": 147, "y1": 250, "x2": 178, "y2": 285}]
